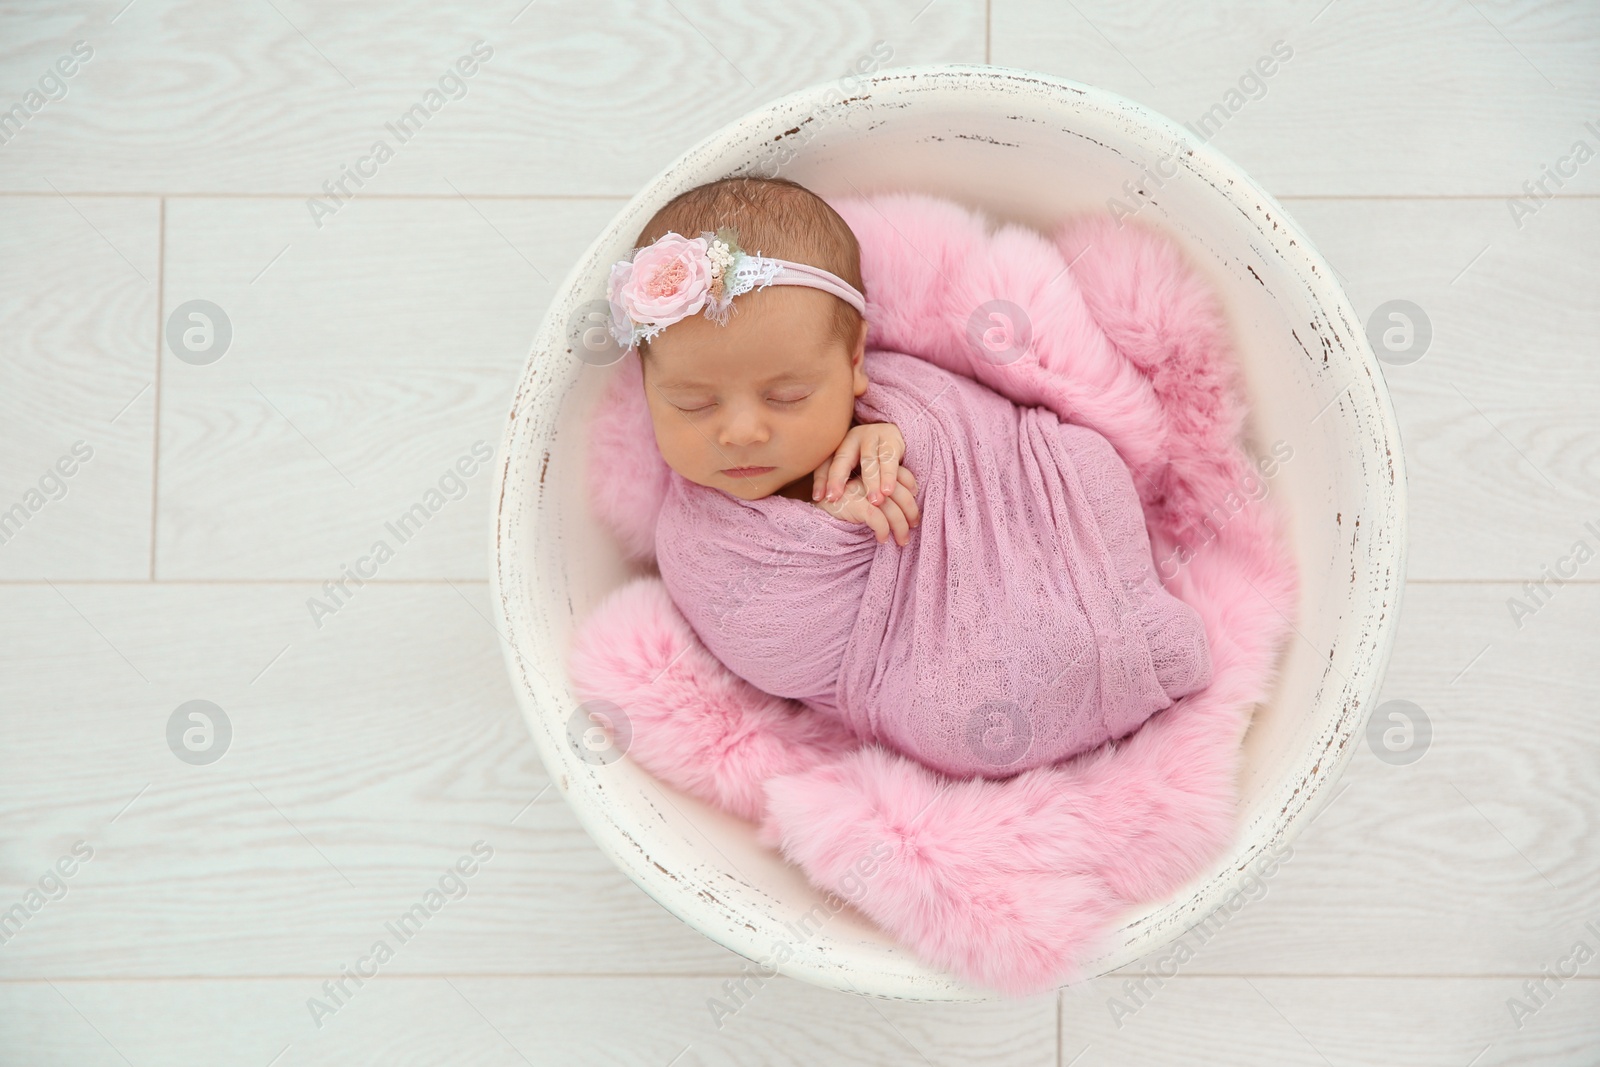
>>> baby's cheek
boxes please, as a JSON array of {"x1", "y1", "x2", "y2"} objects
[{"x1": 650, "y1": 417, "x2": 699, "y2": 471}]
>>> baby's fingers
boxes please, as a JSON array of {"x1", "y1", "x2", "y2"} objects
[
  {"x1": 863, "y1": 438, "x2": 900, "y2": 506},
  {"x1": 816, "y1": 477, "x2": 869, "y2": 520},
  {"x1": 823, "y1": 439, "x2": 861, "y2": 502},
  {"x1": 861, "y1": 499, "x2": 891, "y2": 543},
  {"x1": 878, "y1": 496, "x2": 912, "y2": 546},
  {"x1": 887, "y1": 479, "x2": 920, "y2": 529}
]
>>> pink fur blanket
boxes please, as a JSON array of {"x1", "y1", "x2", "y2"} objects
[
  {"x1": 568, "y1": 192, "x2": 1297, "y2": 996},
  {"x1": 654, "y1": 347, "x2": 1215, "y2": 780}
]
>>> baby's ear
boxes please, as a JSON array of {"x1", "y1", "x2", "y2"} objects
[
  {"x1": 850, "y1": 317, "x2": 871, "y2": 395},
  {"x1": 851, "y1": 349, "x2": 870, "y2": 398}
]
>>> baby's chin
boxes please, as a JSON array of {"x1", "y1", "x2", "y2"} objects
[
  {"x1": 713, "y1": 469, "x2": 785, "y2": 499},
  {"x1": 680, "y1": 466, "x2": 796, "y2": 500}
]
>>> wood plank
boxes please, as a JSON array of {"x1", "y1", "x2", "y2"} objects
[
  {"x1": 1060, "y1": 976, "x2": 1600, "y2": 1067},
  {"x1": 155, "y1": 196, "x2": 619, "y2": 578},
  {"x1": 150, "y1": 194, "x2": 1600, "y2": 582},
  {"x1": 994, "y1": 0, "x2": 1600, "y2": 196},
  {"x1": 0, "y1": 976, "x2": 1055, "y2": 1066},
  {"x1": 0, "y1": 0, "x2": 985, "y2": 196},
  {"x1": 0, "y1": 196, "x2": 157, "y2": 579}
]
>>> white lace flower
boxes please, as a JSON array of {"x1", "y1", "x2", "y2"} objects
[{"x1": 706, "y1": 238, "x2": 734, "y2": 279}]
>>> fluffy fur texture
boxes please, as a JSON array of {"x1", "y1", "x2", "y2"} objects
[
  {"x1": 567, "y1": 578, "x2": 861, "y2": 825},
  {"x1": 585, "y1": 349, "x2": 672, "y2": 563},
  {"x1": 568, "y1": 193, "x2": 1297, "y2": 997}
]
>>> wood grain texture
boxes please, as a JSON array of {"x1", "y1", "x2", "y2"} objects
[
  {"x1": 0, "y1": 976, "x2": 1056, "y2": 1066},
  {"x1": 1060, "y1": 976, "x2": 1600, "y2": 1067},
  {"x1": 993, "y1": 0, "x2": 1600, "y2": 196},
  {"x1": 0, "y1": 196, "x2": 157, "y2": 579},
  {"x1": 155, "y1": 196, "x2": 619, "y2": 578},
  {"x1": 0, "y1": 0, "x2": 985, "y2": 196}
]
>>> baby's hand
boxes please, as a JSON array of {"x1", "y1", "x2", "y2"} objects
[
  {"x1": 814, "y1": 467, "x2": 921, "y2": 546},
  {"x1": 815, "y1": 422, "x2": 906, "y2": 507}
]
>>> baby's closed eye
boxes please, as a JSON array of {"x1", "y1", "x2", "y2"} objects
[{"x1": 667, "y1": 391, "x2": 812, "y2": 413}]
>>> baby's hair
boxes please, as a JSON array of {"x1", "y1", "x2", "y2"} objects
[{"x1": 632, "y1": 176, "x2": 865, "y2": 361}]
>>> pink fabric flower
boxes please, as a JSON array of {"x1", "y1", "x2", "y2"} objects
[
  {"x1": 606, "y1": 260, "x2": 636, "y2": 342},
  {"x1": 611, "y1": 233, "x2": 711, "y2": 328}
]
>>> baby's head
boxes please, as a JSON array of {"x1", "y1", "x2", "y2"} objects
[{"x1": 623, "y1": 177, "x2": 869, "y2": 501}]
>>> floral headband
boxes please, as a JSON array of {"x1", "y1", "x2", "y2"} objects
[{"x1": 606, "y1": 226, "x2": 866, "y2": 351}]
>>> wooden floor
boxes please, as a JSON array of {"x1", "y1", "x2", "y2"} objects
[{"x1": 2, "y1": 2, "x2": 1597, "y2": 1064}]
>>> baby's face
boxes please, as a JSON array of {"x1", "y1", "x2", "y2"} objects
[{"x1": 641, "y1": 285, "x2": 868, "y2": 501}]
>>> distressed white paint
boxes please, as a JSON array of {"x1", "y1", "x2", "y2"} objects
[{"x1": 491, "y1": 65, "x2": 1407, "y2": 1000}]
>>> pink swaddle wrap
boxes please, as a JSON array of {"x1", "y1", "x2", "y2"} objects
[{"x1": 654, "y1": 348, "x2": 1213, "y2": 779}]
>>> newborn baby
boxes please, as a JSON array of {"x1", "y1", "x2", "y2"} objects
[{"x1": 613, "y1": 177, "x2": 1213, "y2": 779}]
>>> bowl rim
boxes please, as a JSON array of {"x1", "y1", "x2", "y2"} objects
[{"x1": 490, "y1": 61, "x2": 1408, "y2": 999}]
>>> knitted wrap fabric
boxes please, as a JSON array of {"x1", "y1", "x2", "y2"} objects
[{"x1": 654, "y1": 349, "x2": 1212, "y2": 779}]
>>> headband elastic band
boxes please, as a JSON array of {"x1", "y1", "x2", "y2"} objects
[{"x1": 768, "y1": 261, "x2": 867, "y2": 315}]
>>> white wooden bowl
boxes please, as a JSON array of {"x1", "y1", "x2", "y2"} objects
[{"x1": 490, "y1": 64, "x2": 1407, "y2": 1000}]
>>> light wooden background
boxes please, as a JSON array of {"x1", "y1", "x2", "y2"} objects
[{"x1": 1, "y1": 1, "x2": 1597, "y2": 1064}]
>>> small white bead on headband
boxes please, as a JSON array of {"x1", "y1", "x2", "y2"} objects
[{"x1": 606, "y1": 226, "x2": 866, "y2": 351}]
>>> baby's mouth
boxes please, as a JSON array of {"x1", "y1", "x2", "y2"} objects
[{"x1": 721, "y1": 466, "x2": 776, "y2": 479}]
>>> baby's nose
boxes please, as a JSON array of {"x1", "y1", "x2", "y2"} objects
[{"x1": 719, "y1": 407, "x2": 770, "y2": 446}]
